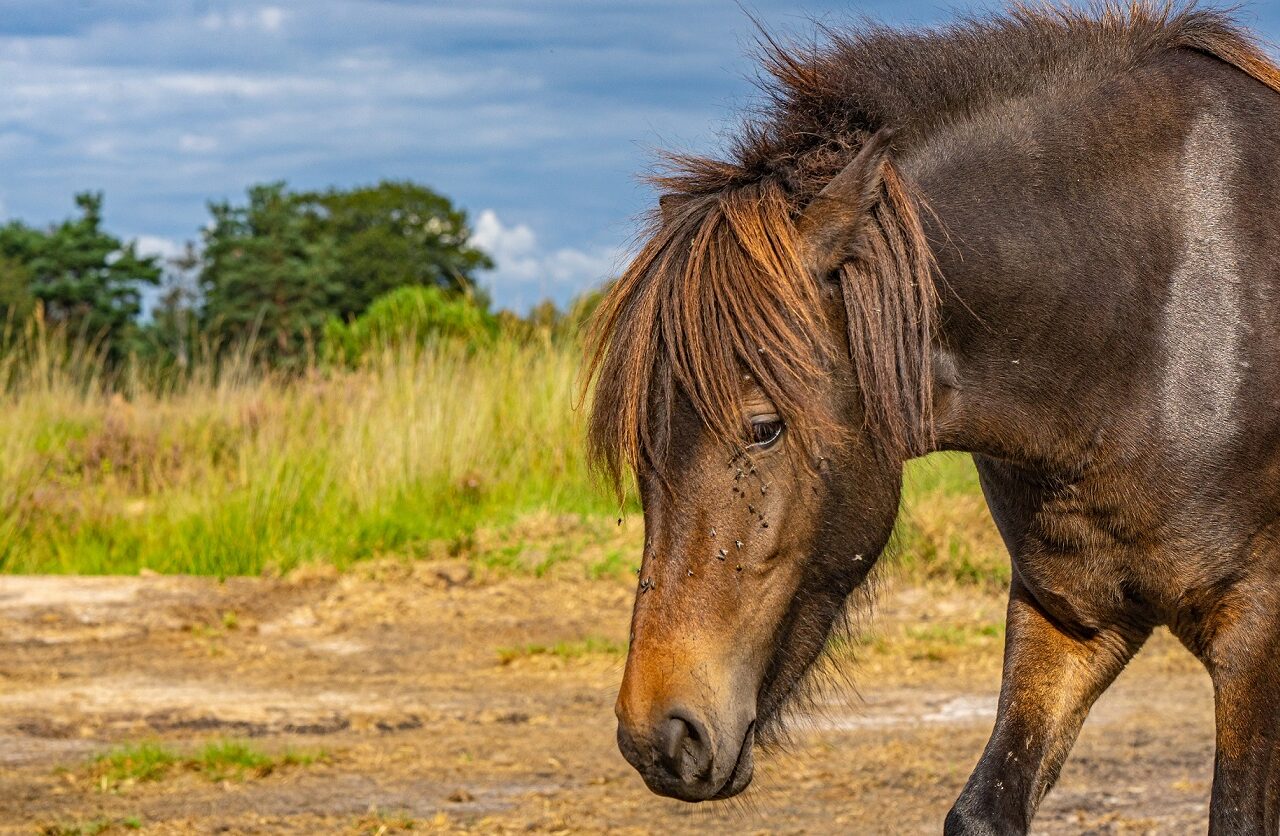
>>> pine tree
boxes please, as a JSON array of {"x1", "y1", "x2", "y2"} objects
[
  {"x1": 0, "y1": 192, "x2": 161, "y2": 359},
  {"x1": 199, "y1": 183, "x2": 342, "y2": 367}
]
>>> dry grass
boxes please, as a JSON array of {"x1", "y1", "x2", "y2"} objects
[
  {"x1": 0, "y1": 327, "x2": 1005, "y2": 582},
  {"x1": 0, "y1": 334, "x2": 612, "y2": 574},
  {"x1": 890, "y1": 452, "x2": 1010, "y2": 589}
]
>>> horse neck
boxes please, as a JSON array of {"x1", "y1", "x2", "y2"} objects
[{"x1": 906, "y1": 49, "x2": 1271, "y2": 476}]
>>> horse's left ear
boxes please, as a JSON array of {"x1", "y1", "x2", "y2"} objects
[{"x1": 796, "y1": 127, "x2": 896, "y2": 278}]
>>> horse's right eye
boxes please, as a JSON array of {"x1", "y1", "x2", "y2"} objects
[{"x1": 748, "y1": 415, "x2": 784, "y2": 450}]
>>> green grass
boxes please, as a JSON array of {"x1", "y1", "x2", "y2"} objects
[
  {"x1": 93, "y1": 741, "x2": 178, "y2": 787},
  {"x1": 0, "y1": 328, "x2": 1004, "y2": 586},
  {"x1": 0, "y1": 339, "x2": 631, "y2": 575},
  {"x1": 195, "y1": 739, "x2": 323, "y2": 782},
  {"x1": 903, "y1": 622, "x2": 1004, "y2": 644},
  {"x1": 496, "y1": 635, "x2": 628, "y2": 665},
  {"x1": 88, "y1": 739, "x2": 326, "y2": 791},
  {"x1": 890, "y1": 453, "x2": 1010, "y2": 590},
  {"x1": 40, "y1": 816, "x2": 142, "y2": 836},
  {"x1": 899, "y1": 621, "x2": 1006, "y2": 662},
  {"x1": 586, "y1": 547, "x2": 632, "y2": 580}
]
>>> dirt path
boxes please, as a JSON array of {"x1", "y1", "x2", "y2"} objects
[{"x1": 0, "y1": 565, "x2": 1216, "y2": 834}]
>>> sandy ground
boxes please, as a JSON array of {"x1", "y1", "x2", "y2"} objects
[{"x1": 0, "y1": 562, "x2": 1218, "y2": 834}]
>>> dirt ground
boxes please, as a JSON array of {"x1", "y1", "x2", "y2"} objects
[{"x1": 0, "y1": 560, "x2": 1219, "y2": 835}]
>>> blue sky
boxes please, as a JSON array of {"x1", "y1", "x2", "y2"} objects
[{"x1": 3, "y1": 2, "x2": 1278, "y2": 311}]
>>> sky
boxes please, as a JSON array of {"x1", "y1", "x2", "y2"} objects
[{"x1": 2, "y1": 2, "x2": 1278, "y2": 311}]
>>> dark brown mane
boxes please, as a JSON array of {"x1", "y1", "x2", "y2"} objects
[{"x1": 585, "y1": 1, "x2": 1280, "y2": 491}]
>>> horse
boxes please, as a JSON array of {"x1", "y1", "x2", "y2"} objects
[{"x1": 584, "y1": 2, "x2": 1280, "y2": 832}]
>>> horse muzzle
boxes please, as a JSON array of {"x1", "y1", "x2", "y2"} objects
[{"x1": 615, "y1": 700, "x2": 756, "y2": 801}]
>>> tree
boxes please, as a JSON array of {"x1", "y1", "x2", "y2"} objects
[
  {"x1": 0, "y1": 255, "x2": 34, "y2": 333},
  {"x1": 0, "y1": 192, "x2": 161, "y2": 358},
  {"x1": 199, "y1": 183, "x2": 342, "y2": 366},
  {"x1": 199, "y1": 180, "x2": 492, "y2": 367},
  {"x1": 297, "y1": 180, "x2": 492, "y2": 316}
]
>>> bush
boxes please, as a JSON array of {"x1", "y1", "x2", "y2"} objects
[{"x1": 323, "y1": 285, "x2": 497, "y2": 365}]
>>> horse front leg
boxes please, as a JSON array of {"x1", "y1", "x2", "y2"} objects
[
  {"x1": 1178, "y1": 584, "x2": 1280, "y2": 835},
  {"x1": 944, "y1": 577, "x2": 1152, "y2": 835}
]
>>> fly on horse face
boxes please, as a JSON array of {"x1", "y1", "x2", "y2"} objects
[{"x1": 585, "y1": 2, "x2": 1280, "y2": 832}]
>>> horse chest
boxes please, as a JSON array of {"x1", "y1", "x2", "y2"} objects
[{"x1": 984, "y1": 468, "x2": 1194, "y2": 627}]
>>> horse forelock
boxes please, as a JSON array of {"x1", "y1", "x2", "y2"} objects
[
  {"x1": 585, "y1": 160, "x2": 940, "y2": 494},
  {"x1": 584, "y1": 179, "x2": 842, "y2": 494}
]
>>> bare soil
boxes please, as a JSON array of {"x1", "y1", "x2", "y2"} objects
[{"x1": 0, "y1": 563, "x2": 1217, "y2": 834}]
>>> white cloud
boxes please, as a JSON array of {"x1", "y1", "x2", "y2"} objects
[
  {"x1": 133, "y1": 235, "x2": 186, "y2": 262},
  {"x1": 199, "y1": 8, "x2": 286, "y2": 33},
  {"x1": 84, "y1": 137, "x2": 117, "y2": 159},
  {"x1": 259, "y1": 8, "x2": 287, "y2": 32},
  {"x1": 472, "y1": 209, "x2": 620, "y2": 309},
  {"x1": 178, "y1": 133, "x2": 218, "y2": 153},
  {"x1": 2, "y1": 63, "x2": 533, "y2": 113},
  {"x1": 472, "y1": 209, "x2": 537, "y2": 277}
]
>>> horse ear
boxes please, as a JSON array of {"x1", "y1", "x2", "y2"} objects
[
  {"x1": 796, "y1": 127, "x2": 897, "y2": 278},
  {"x1": 658, "y1": 193, "x2": 693, "y2": 225}
]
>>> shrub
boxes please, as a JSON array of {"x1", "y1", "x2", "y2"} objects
[{"x1": 323, "y1": 285, "x2": 497, "y2": 365}]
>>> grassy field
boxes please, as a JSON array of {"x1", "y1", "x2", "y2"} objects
[{"x1": 0, "y1": 335, "x2": 1007, "y2": 584}]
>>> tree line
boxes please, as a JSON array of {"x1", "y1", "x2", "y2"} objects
[{"x1": 0, "y1": 180, "x2": 517, "y2": 370}]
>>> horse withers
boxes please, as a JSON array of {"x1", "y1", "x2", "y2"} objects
[{"x1": 586, "y1": 4, "x2": 1280, "y2": 832}]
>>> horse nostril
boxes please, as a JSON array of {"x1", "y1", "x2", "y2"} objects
[{"x1": 659, "y1": 710, "x2": 714, "y2": 783}]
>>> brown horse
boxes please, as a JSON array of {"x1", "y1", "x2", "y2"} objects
[{"x1": 585, "y1": 3, "x2": 1280, "y2": 832}]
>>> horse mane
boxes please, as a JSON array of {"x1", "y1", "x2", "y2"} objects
[{"x1": 585, "y1": 1, "x2": 1280, "y2": 491}]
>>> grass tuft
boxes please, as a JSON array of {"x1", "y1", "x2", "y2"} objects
[
  {"x1": 87, "y1": 739, "x2": 325, "y2": 791},
  {"x1": 40, "y1": 815, "x2": 142, "y2": 835},
  {"x1": 93, "y1": 742, "x2": 177, "y2": 788},
  {"x1": 828, "y1": 619, "x2": 1006, "y2": 664},
  {"x1": 496, "y1": 635, "x2": 628, "y2": 665},
  {"x1": 890, "y1": 453, "x2": 1009, "y2": 589},
  {"x1": 352, "y1": 808, "x2": 422, "y2": 834},
  {"x1": 194, "y1": 739, "x2": 325, "y2": 781}
]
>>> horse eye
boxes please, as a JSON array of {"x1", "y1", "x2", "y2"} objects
[{"x1": 748, "y1": 416, "x2": 784, "y2": 449}]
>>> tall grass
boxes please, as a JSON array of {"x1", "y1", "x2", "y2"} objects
[
  {"x1": 892, "y1": 452, "x2": 1009, "y2": 589},
  {"x1": 0, "y1": 334, "x2": 614, "y2": 574},
  {"x1": 0, "y1": 324, "x2": 1004, "y2": 581}
]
